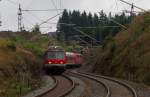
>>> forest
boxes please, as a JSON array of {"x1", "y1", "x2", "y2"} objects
[{"x1": 57, "y1": 9, "x2": 133, "y2": 44}]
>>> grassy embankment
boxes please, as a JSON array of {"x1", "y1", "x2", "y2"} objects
[
  {"x1": 0, "y1": 32, "x2": 54, "y2": 97},
  {"x1": 86, "y1": 12, "x2": 150, "y2": 86}
]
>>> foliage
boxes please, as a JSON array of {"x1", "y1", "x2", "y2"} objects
[
  {"x1": 7, "y1": 41, "x2": 16, "y2": 51},
  {"x1": 0, "y1": 32, "x2": 52, "y2": 97},
  {"x1": 87, "y1": 12, "x2": 150, "y2": 85},
  {"x1": 23, "y1": 42, "x2": 43, "y2": 58},
  {"x1": 31, "y1": 24, "x2": 41, "y2": 34},
  {"x1": 57, "y1": 9, "x2": 132, "y2": 44}
]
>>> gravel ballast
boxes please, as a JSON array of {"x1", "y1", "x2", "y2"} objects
[{"x1": 22, "y1": 76, "x2": 55, "y2": 97}]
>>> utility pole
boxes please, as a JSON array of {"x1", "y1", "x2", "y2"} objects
[
  {"x1": 131, "y1": 3, "x2": 134, "y2": 17},
  {"x1": 119, "y1": 0, "x2": 146, "y2": 12},
  {"x1": 18, "y1": 4, "x2": 23, "y2": 32}
]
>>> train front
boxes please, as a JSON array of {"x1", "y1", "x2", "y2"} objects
[{"x1": 43, "y1": 47, "x2": 66, "y2": 74}]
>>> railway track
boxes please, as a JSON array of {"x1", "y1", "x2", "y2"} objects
[
  {"x1": 39, "y1": 75, "x2": 75, "y2": 97},
  {"x1": 79, "y1": 72, "x2": 137, "y2": 97},
  {"x1": 69, "y1": 71, "x2": 137, "y2": 97},
  {"x1": 67, "y1": 71, "x2": 110, "y2": 97}
]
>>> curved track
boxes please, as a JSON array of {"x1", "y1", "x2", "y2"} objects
[
  {"x1": 76, "y1": 71, "x2": 138, "y2": 97},
  {"x1": 68, "y1": 71, "x2": 110, "y2": 97},
  {"x1": 39, "y1": 75, "x2": 75, "y2": 97}
]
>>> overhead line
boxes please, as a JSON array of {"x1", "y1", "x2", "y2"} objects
[
  {"x1": 73, "y1": 27, "x2": 100, "y2": 45},
  {"x1": 122, "y1": 10, "x2": 140, "y2": 13},
  {"x1": 50, "y1": 0, "x2": 59, "y2": 13},
  {"x1": 22, "y1": 9, "x2": 64, "y2": 12},
  {"x1": 115, "y1": 0, "x2": 119, "y2": 11},
  {"x1": 77, "y1": 36, "x2": 90, "y2": 45},
  {"x1": 39, "y1": 12, "x2": 63, "y2": 26},
  {"x1": 119, "y1": 0, "x2": 146, "y2": 12},
  {"x1": 109, "y1": 18, "x2": 127, "y2": 29},
  {"x1": 77, "y1": 26, "x2": 121, "y2": 29},
  {"x1": 98, "y1": 16, "x2": 127, "y2": 29},
  {"x1": 25, "y1": 11, "x2": 43, "y2": 22}
]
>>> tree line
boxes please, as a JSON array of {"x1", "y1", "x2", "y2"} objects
[{"x1": 57, "y1": 9, "x2": 133, "y2": 44}]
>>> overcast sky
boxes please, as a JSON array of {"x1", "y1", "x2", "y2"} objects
[{"x1": 0, "y1": 0, "x2": 149, "y2": 33}]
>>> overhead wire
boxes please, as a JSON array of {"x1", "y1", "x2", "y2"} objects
[
  {"x1": 115, "y1": 0, "x2": 119, "y2": 11},
  {"x1": 23, "y1": 16, "x2": 35, "y2": 29},
  {"x1": 39, "y1": 12, "x2": 63, "y2": 26},
  {"x1": 50, "y1": 0, "x2": 59, "y2": 13},
  {"x1": 19, "y1": 0, "x2": 62, "y2": 32},
  {"x1": 25, "y1": 11, "x2": 44, "y2": 22},
  {"x1": 22, "y1": 9, "x2": 64, "y2": 12},
  {"x1": 105, "y1": 0, "x2": 122, "y2": 14},
  {"x1": 109, "y1": 0, "x2": 117, "y2": 10},
  {"x1": 119, "y1": 0, "x2": 146, "y2": 12}
]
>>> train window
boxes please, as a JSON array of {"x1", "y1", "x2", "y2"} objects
[{"x1": 48, "y1": 51, "x2": 65, "y2": 59}]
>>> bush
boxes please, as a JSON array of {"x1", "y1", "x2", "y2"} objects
[
  {"x1": 7, "y1": 41, "x2": 16, "y2": 51},
  {"x1": 23, "y1": 42, "x2": 43, "y2": 58}
]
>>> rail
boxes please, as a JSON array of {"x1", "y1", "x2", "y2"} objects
[{"x1": 79, "y1": 71, "x2": 138, "y2": 97}]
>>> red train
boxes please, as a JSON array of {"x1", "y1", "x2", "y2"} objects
[
  {"x1": 66, "y1": 52, "x2": 82, "y2": 69},
  {"x1": 43, "y1": 46, "x2": 83, "y2": 74}
]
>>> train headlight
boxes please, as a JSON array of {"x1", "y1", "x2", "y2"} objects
[
  {"x1": 49, "y1": 62, "x2": 52, "y2": 64},
  {"x1": 60, "y1": 61, "x2": 63, "y2": 64}
]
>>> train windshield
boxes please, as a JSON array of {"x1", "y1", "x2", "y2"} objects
[{"x1": 48, "y1": 51, "x2": 65, "y2": 59}]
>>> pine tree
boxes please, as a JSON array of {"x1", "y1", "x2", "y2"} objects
[
  {"x1": 57, "y1": 9, "x2": 132, "y2": 44},
  {"x1": 81, "y1": 11, "x2": 88, "y2": 27}
]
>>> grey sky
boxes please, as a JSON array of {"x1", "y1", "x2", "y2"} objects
[{"x1": 0, "y1": 0, "x2": 149, "y2": 33}]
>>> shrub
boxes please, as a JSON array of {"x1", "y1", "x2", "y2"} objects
[{"x1": 7, "y1": 41, "x2": 16, "y2": 51}]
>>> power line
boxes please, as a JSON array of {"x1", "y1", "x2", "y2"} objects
[
  {"x1": 40, "y1": 22, "x2": 76, "y2": 26},
  {"x1": 73, "y1": 27, "x2": 100, "y2": 45},
  {"x1": 17, "y1": 2, "x2": 64, "y2": 31},
  {"x1": 109, "y1": 18, "x2": 127, "y2": 29},
  {"x1": 76, "y1": 26, "x2": 121, "y2": 29},
  {"x1": 22, "y1": 9, "x2": 64, "y2": 12},
  {"x1": 25, "y1": 11, "x2": 44, "y2": 22},
  {"x1": 122, "y1": 10, "x2": 139, "y2": 13},
  {"x1": 39, "y1": 12, "x2": 63, "y2": 26},
  {"x1": 74, "y1": 35, "x2": 90, "y2": 45},
  {"x1": 115, "y1": 0, "x2": 119, "y2": 11},
  {"x1": 50, "y1": 0, "x2": 59, "y2": 13},
  {"x1": 98, "y1": 15, "x2": 127, "y2": 29},
  {"x1": 119, "y1": 0, "x2": 146, "y2": 12}
]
